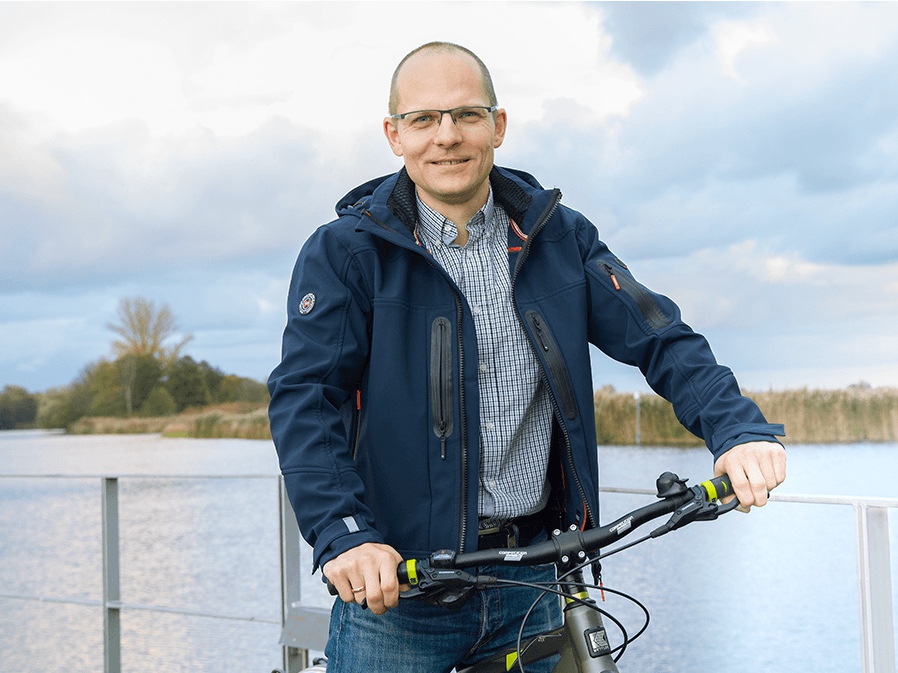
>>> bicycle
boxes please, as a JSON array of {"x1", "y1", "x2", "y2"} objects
[{"x1": 291, "y1": 471, "x2": 739, "y2": 673}]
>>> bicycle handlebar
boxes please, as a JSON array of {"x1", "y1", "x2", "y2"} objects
[{"x1": 328, "y1": 472, "x2": 736, "y2": 600}]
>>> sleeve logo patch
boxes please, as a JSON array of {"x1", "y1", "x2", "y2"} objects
[{"x1": 299, "y1": 293, "x2": 317, "y2": 315}]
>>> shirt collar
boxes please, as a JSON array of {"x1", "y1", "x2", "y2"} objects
[{"x1": 416, "y1": 188, "x2": 495, "y2": 247}]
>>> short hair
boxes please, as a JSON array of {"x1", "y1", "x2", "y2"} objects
[{"x1": 388, "y1": 42, "x2": 498, "y2": 114}]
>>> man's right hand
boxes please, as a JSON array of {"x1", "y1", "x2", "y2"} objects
[{"x1": 322, "y1": 542, "x2": 407, "y2": 615}]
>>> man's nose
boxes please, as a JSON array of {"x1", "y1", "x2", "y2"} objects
[{"x1": 433, "y1": 111, "x2": 462, "y2": 144}]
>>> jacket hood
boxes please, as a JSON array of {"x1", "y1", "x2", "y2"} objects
[{"x1": 334, "y1": 165, "x2": 550, "y2": 233}]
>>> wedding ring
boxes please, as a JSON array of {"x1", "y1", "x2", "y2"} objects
[{"x1": 352, "y1": 585, "x2": 366, "y2": 593}]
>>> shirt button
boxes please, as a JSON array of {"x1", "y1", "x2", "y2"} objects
[
  {"x1": 472, "y1": 305, "x2": 482, "y2": 315},
  {"x1": 479, "y1": 363, "x2": 489, "y2": 373},
  {"x1": 484, "y1": 421, "x2": 494, "y2": 430}
]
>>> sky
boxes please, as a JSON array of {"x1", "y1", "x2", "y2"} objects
[{"x1": 2, "y1": 1, "x2": 898, "y2": 395}]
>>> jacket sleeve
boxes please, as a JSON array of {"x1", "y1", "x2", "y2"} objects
[
  {"x1": 268, "y1": 223, "x2": 383, "y2": 570},
  {"x1": 575, "y1": 214, "x2": 784, "y2": 458}
]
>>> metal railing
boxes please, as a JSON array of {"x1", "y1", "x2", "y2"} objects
[
  {"x1": 0, "y1": 473, "x2": 294, "y2": 672},
  {"x1": 1, "y1": 475, "x2": 895, "y2": 673}
]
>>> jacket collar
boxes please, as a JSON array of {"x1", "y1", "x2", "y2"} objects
[
  {"x1": 343, "y1": 165, "x2": 551, "y2": 241},
  {"x1": 385, "y1": 166, "x2": 537, "y2": 234}
]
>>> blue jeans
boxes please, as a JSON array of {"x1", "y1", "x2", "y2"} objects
[{"x1": 324, "y1": 562, "x2": 562, "y2": 673}]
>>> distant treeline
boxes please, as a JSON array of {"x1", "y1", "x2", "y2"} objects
[
  {"x1": 0, "y1": 354, "x2": 268, "y2": 431},
  {"x1": 594, "y1": 384, "x2": 898, "y2": 446},
  {"x1": 5, "y1": 377, "x2": 898, "y2": 445}
]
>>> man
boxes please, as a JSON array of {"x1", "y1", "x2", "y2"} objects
[{"x1": 268, "y1": 42, "x2": 785, "y2": 672}]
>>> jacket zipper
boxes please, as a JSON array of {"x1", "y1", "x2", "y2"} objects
[
  {"x1": 601, "y1": 261, "x2": 671, "y2": 331},
  {"x1": 453, "y1": 293, "x2": 468, "y2": 551},
  {"x1": 430, "y1": 317, "x2": 454, "y2": 459},
  {"x1": 526, "y1": 311, "x2": 578, "y2": 421},
  {"x1": 511, "y1": 191, "x2": 598, "y2": 530},
  {"x1": 351, "y1": 388, "x2": 362, "y2": 461}
]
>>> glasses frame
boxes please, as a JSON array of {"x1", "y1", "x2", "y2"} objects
[{"x1": 389, "y1": 105, "x2": 499, "y2": 128}]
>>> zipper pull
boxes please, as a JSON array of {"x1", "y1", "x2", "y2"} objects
[
  {"x1": 531, "y1": 315, "x2": 550, "y2": 352},
  {"x1": 602, "y1": 263, "x2": 621, "y2": 291}
]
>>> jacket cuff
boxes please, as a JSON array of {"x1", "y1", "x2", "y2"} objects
[
  {"x1": 711, "y1": 423, "x2": 785, "y2": 460},
  {"x1": 312, "y1": 515, "x2": 385, "y2": 571}
]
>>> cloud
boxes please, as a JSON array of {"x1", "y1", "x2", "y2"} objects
[{"x1": 597, "y1": 1, "x2": 759, "y2": 76}]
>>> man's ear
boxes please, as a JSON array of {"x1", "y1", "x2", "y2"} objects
[
  {"x1": 383, "y1": 118, "x2": 404, "y2": 157},
  {"x1": 492, "y1": 108, "x2": 508, "y2": 149}
]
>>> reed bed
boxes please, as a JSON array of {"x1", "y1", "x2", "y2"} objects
[{"x1": 594, "y1": 385, "x2": 898, "y2": 446}]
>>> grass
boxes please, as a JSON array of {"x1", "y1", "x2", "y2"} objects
[
  {"x1": 69, "y1": 402, "x2": 272, "y2": 440},
  {"x1": 68, "y1": 386, "x2": 898, "y2": 445}
]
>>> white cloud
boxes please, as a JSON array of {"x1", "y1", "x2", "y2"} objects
[{"x1": 713, "y1": 20, "x2": 777, "y2": 80}]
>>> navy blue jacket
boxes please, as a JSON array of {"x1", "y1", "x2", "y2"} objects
[{"x1": 268, "y1": 166, "x2": 784, "y2": 570}]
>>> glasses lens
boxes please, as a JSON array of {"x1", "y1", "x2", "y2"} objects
[
  {"x1": 452, "y1": 107, "x2": 490, "y2": 124},
  {"x1": 402, "y1": 110, "x2": 441, "y2": 131}
]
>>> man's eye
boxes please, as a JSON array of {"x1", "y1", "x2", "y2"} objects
[{"x1": 457, "y1": 108, "x2": 486, "y2": 121}]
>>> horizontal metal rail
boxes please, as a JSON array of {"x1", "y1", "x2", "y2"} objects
[{"x1": 0, "y1": 591, "x2": 281, "y2": 623}]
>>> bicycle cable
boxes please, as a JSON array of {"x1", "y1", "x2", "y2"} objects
[{"x1": 484, "y1": 572, "x2": 649, "y2": 672}]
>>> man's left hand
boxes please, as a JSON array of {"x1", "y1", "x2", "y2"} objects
[{"x1": 714, "y1": 441, "x2": 786, "y2": 512}]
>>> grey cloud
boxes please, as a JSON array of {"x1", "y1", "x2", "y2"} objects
[
  {"x1": 504, "y1": 32, "x2": 898, "y2": 268},
  {"x1": 0, "y1": 114, "x2": 396, "y2": 293},
  {"x1": 595, "y1": 1, "x2": 759, "y2": 76}
]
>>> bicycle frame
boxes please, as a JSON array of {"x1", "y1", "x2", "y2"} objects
[{"x1": 455, "y1": 564, "x2": 619, "y2": 673}]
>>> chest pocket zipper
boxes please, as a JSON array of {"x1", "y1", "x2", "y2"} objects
[
  {"x1": 526, "y1": 311, "x2": 578, "y2": 421},
  {"x1": 430, "y1": 316, "x2": 454, "y2": 459}
]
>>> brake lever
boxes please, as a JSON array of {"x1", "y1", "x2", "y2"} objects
[{"x1": 650, "y1": 484, "x2": 737, "y2": 537}]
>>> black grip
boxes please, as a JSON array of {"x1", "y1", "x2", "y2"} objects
[
  {"x1": 702, "y1": 474, "x2": 733, "y2": 502},
  {"x1": 398, "y1": 561, "x2": 410, "y2": 585}
]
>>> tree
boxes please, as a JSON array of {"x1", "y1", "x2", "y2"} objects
[
  {"x1": 117, "y1": 353, "x2": 162, "y2": 415},
  {"x1": 140, "y1": 386, "x2": 177, "y2": 417},
  {"x1": 164, "y1": 356, "x2": 211, "y2": 411},
  {"x1": 0, "y1": 385, "x2": 38, "y2": 429},
  {"x1": 107, "y1": 297, "x2": 193, "y2": 365}
]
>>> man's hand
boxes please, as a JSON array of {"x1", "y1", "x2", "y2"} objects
[
  {"x1": 322, "y1": 542, "x2": 407, "y2": 615},
  {"x1": 714, "y1": 441, "x2": 786, "y2": 512}
]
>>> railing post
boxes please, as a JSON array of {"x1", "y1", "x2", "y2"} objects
[
  {"x1": 102, "y1": 477, "x2": 122, "y2": 673},
  {"x1": 855, "y1": 504, "x2": 896, "y2": 673},
  {"x1": 279, "y1": 477, "x2": 307, "y2": 672}
]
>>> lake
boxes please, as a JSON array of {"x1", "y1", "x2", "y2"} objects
[{"x1": 0, "y1": 431, "x2": 895, "y2": 672}]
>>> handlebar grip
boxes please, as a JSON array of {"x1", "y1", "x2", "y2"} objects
[
  {"x1": 700, "y1": 474, "x2": 733, "y2": 502},
  {"x1": 325, "y1": 559, "x2": 417, "y2": 597}
]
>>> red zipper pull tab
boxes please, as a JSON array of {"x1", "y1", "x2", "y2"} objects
[{"x1": 602, "y1": 263, "x2": 621, "y2": 291}]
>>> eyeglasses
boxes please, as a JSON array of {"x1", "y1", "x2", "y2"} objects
[{"x1": 389, "y1": 105, "x2": 499, "y2": 132}]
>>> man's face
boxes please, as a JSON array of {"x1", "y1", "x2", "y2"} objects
[{"x1": 383, "y1": 51, "x2": 507, "y2": 217}]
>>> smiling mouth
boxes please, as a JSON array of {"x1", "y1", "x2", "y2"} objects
[{"x1": 432, "y1": 159, "x2": 469, "y2": 166}]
